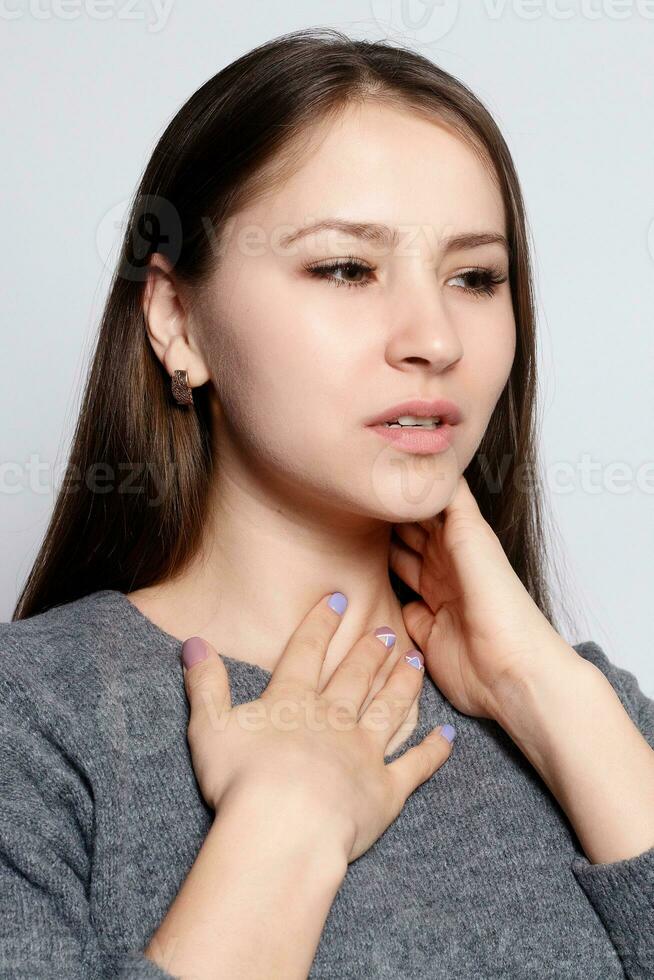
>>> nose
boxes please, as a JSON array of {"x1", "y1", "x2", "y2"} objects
[{"x1": 384, "y1": 279, "x2": 464, "y2": 373}]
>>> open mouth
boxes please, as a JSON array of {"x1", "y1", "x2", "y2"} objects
[{"x1": 383, "y1": 417, "x2": 443, "y2": 429}]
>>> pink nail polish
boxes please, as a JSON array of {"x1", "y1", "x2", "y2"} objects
[{"x1": 182, "y1": 636, "x2": 208, "y2": 669}]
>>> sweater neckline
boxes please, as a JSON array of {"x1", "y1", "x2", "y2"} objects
[
  {"x1": 92, "y1": 589, "x2": 440, "y2": 764},
  {"x1": 94, "y1": 589, "x2": 274, "y2": 680}
]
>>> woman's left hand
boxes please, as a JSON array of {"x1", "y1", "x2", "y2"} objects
[{"x1": 389, "y1": 474, "x2": 574, "y2": 721}]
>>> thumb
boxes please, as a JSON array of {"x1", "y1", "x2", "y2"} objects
[
  {"x1": 181, "y1": 636, "x2": 232, "y2": 731},
  {"x1": 402, "y1": 599, "x2": 435, "y2": 650}
]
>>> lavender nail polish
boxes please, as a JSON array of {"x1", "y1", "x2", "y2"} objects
[
  {"x1": 404, "y1": 649, "x2": 424, "y2": 670},
  {"x1": 328, "y1": 592, "x2": 348, "y2": 615},
  {"x1": 440, "y1": 724, "x2": 456, "y2": 743},
  {"x1": 374, "y1": 626, "x2": 396, "y2": 648}
]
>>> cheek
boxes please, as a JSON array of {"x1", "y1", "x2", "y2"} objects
[
  {"x1": 467, "y1": 304, "x2": 516, "y2": 402},
  {"x1": 208, "y1": 274, "x2": 358, "y2": 429},
  {"x1": 453, "y1": 312, "x2": 516, "y2": 468},
  {"x1": 205, "y1": 311, "x2": 342, "y2": 466}
]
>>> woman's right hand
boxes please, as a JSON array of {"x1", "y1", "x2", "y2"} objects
[{"x1": 180, "y1": 592, "x2": 454, "y2": 864}]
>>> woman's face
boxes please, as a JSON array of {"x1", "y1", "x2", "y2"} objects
[{"x1": 192, "y1": 101, "x2": 516, "y2": 522}]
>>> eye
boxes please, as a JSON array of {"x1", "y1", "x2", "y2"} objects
[
  {"x1": 448, "y1": 265, "x2": 508, "y2": 298},
  {"x1": 303, "y1": 255, "x2": 375, "y2": 289},
  {"x1": 304, "y1": 257, "x2": 508, "y2": 297}
]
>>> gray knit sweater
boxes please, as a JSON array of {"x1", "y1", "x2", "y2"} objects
[{"x1": 1, "y1": 589, "x2": 652, "y2": 979}]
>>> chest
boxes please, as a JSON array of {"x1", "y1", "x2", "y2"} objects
[{"x1": 88, "y1": 714, "x2": 622, "y2": 979}]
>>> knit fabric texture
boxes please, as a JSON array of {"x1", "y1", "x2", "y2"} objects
[{"x1": 1, "y1": 589, "x2": 652, "y2": 978}]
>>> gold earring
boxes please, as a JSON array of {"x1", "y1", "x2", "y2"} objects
[{"x1": 171, "y1": 369, "x2": 194, "y2": 406}]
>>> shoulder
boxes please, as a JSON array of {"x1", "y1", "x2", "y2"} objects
[
  {"x1": 0, "y1": 591, "x2": 133, "y2": 729},
  {"x1": 0, "y1": 597, "x2": 123, "y2": 853},
  {"x1": 1, "y1": 590, "x2": 185, "y2": 759},
  {"x1": 1, "y1": 590, "x2": 123, "y2": 677}
]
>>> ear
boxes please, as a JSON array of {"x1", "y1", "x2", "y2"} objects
[{"x1": 142, "y1": 252, "x2": 211, "y2": 389}]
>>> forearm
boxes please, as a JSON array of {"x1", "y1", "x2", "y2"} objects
[
  {"x1": 492, "y1": 639, "x2": 654, "y2": 865},
  {"x1": 144, "y1": 793, "x2": 348, "y2": 979}
]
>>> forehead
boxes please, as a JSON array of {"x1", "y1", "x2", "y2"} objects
[{"x1": 234, "y1": 101, "x2": 506, "y2": 240}]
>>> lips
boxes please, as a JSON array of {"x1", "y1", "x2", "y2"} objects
[{"x1": 365, "y1": 398, "x2": 462, "y2": 427}]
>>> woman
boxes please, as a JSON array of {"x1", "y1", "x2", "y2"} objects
[{"x1": 3, "y1": 27, "x2": 652, "y2": 980}]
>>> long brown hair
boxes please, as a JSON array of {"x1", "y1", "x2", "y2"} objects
[{"x1": 13, "y1": 26, "x2": 585, "y2": 640}]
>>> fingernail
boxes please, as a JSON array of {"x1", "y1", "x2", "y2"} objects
[
  {"x1": 328, "y1": 592, "x2": 348, "y2": 615},
  {"x1": 440, "y1": 723, "x2": 456, "y2": 743},
  {"x1": 374, "y1": 626, "x2": 396, "y2": 648},
  {"x1": 182, "y1": 636, "x2": 208, "y2": 669},
  {"x1": 404, "y1": 649, "x2": 424, "y2": 670}
]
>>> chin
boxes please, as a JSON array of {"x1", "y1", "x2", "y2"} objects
[{"x1": 362, "y1": 452, "x2": 460, "y2": 517}]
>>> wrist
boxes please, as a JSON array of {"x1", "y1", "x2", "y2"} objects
[
  {"x1": 490, "y1": 637, "x2": 584, "y2": 727},
  {"x1": 490, "y1": 642, "x2": 600, "y2": 769},
  {"x1": 215, "y1": 785, "x2": 349, "y2": 885}
]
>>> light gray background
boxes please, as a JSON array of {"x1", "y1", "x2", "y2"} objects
[{"x1": 2, "y1": 2, "x2": 652, "y2": 695}]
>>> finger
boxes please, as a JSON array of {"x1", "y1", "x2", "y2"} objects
[
  {"x1": 393, "y1": 522, "x2": 428, "y2": 554},
  {"x1": 269, "y1": 591, "x2": 348, "y2": 693},
  {"x1": 388, "y1": 536, "x2": 422, "y2": 593},
  {"x1": 320, "y1": 625, "x2": 397, "y2": 717},
  {"x1": 443, "y1": 474, "x2": 478, "y2": 517},
  {"x1": 385, "y1": 724, "x2": 456, "y2": 806},
  {"x1": 181, "y1": 636, "x2": 232, "y2": 739},
  {"x1": 420, "y1": 475, "x2": 479, "y2": 531},
  {"x1": 359, "y1": 647, "x2": 425, "y2": 748},
  {"x1": 416, "y1": 513, "x2": 444, "y2": 534},
  {"x1": 401, "y1": 599, "x2": 440, "y2": 652}
]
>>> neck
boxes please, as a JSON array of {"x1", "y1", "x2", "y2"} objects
[{"x1": 126, "y1": 467, "x2": 415, "y2": 685}]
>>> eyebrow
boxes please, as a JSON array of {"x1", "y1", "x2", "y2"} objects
[{"x1": 278, "y1": 219, "x2": 509, "y2": 255}]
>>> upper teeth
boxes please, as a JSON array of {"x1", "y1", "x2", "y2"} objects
[{"x1": 385, "y1": 415, "x2": 442, "y2": 427}]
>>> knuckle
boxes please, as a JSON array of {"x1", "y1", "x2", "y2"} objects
[
  {"x1": 186, "y1": 716, "x2": 204, "y2": 746},
  {"x1": 391, "y1": 692, "x2": 415, "y2": 719},
  {"x1": 415, "y1": 748, "x2": 433, "y2": 784},
  {"x1": 340, "y1": 658, "x2": 374, "y2": 687},
  {"x1": 185, "y1": 659, "x2": 213, "y2": 694},
  {"x1": 300, "y1": 625, "x2": 328, "y2": 656},
  {"x1": 266, "y1": 676, "x2": 305, "y2": 700},
  {"x1": 421, "y1": 740, "x2": 442, "y2": 779},
  {"x1": 386, "y1": 671, "x2": 419, "y2": 705}
]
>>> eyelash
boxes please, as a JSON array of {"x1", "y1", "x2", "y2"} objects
[{"x1": 304, "y1": 254, "x2": 508, "y2": 298}]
